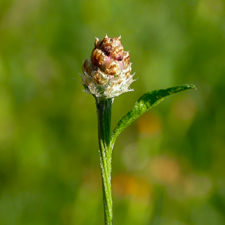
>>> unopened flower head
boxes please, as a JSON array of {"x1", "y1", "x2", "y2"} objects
[{"x1": 81, "y1": 35, "x2": 135, "y2": 98}]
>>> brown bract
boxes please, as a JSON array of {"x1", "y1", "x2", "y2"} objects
[
  {"x1": 81, "y1": 34, "x2": 134, "y2": 98},
  {"x1": 83, "y1": 34, "x2": 131, "y2": 78}
]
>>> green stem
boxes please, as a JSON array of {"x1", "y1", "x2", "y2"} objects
[{"x1": 96, "y1": 97, "x2": 113, "y2": 225}]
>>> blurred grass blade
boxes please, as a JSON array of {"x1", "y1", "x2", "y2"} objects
[{"x1": 110, "y1": 84, "x2": 196, "y2": 149}]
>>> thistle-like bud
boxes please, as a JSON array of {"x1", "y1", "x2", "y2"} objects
[{"x1": 81, "y1": 35, "x2": 135, "y2": 98}]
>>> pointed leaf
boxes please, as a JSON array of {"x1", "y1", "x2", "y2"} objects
[{"x1": 110, "y1": 84, "x2": 196, "y2": 149}]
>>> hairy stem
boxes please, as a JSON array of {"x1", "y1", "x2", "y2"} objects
[{"x1": 96, "y1": 97, "x2": 113, "y2": 225}]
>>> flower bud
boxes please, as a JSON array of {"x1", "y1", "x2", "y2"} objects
[{"x1": 81, "y1": 35, "x2": 135, "y2": 98}]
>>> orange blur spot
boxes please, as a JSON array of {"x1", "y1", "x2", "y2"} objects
[{"x1": 137, "y1": 112, "x2": 162, "y2": 137}]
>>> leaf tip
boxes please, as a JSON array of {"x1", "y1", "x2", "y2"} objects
[{"x1": 186, "y1": 84, "x2": 197, "y2": 90}]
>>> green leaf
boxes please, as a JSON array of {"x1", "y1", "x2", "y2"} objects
[{"x1": 109, "y1": 84, "x2": 196, "y2": 149}]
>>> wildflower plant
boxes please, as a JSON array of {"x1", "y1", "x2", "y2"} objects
[{"x1": 80, "y1": 35, "x2": 196, "y2": 225}]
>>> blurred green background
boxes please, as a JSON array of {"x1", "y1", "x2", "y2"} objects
[{"x1": 0, "y1": 0, "x2": 225, "y2": 224}]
